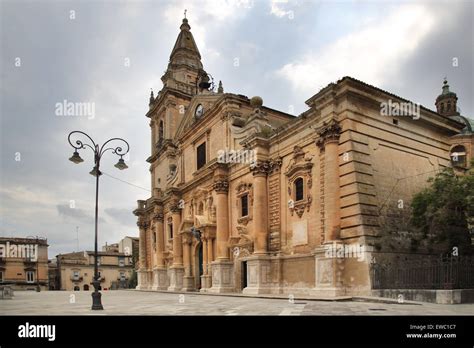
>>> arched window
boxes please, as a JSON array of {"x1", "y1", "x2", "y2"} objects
[
  {"x1": 450, "y1": 145, "x2": 467, "y2": 168},
  {"x1": 240, "y1": 194, "x2": 249, "y2": 217},
  {"x1": 158, "y1": 120, "x2": 164, "y2": 141},
  {"x1": 294, "y1": 178, "x2": 304, "y2": 201},
  {"x1": 441, "y1": 103, "x2": 444, "y2": 113},
  {"x1": 447, "y1": 102, "x2": 451, "y2": 112},
  {"x1": 83, "y1": 284, "x2": 89, "y2": 291},
  {"x1": 168, "y1": 222, "x2": 173, "y2": 240},
  {"x1": 74, "y1": 286, "x2": 80, "y2": 291}
]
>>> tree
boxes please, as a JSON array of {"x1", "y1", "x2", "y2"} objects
[
  {"x1": 411, "y1": 163, "x2": 474, "y2": 254},
  {"x1": 128, "y1": 250, "x2": 138, "y2": 288}
]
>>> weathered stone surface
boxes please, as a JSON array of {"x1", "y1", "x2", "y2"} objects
[{"x1": 134, "y1": 17, "x2": 474, "y2": 298}]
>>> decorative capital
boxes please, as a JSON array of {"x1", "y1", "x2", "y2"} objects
[
  {"x1": 250, "y1": 160, "x2": 270, "y2": 176},
  {"x1": 137, "y1": 220, "x2": 149, "y2": 230},
  {"x1": 153, "y1": 213, "x2": 164, "y2": 222},
  {"x1": 213, "y1": 179, "x2": 229, "y2": 193},
  {"x1": 267, "y1": 157, "x2": 282, "y2": 175},
  {"x1": 169, "y1": 200, "x2": 181, "y2": 213},
  {"x1": 316, "y1": 119, "x2": 341, "y2": 149}
]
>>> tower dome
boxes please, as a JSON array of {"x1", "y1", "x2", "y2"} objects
[{"x1": 435, "y1": 78, "x2": 459, "y2": 117}]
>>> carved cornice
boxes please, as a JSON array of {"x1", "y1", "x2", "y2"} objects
[
  {"x1": 285, "y1": 147, "x2": 313, "y2": 178},
  {"x1": 241, "y1": 135, "x2": 269, "y2": 150},
  {"x1": 165, "y1": 187, "x2": 182, "y2": 198},
  {"x1": 147, "y1": 139, "x2": 176, "y2": 163},
  {"x1": 223, "y1": 110, "x2": 243, "y2": 122},
  {"x1": 236, "y1": 182, "x2": 252, "y2": 195},
  {"x1": 146, "y1": 87, "x2": 192, "y2": 118},
  {"x1": 290, "y1": 200, "x2": 312, "y2": 218},
  {"x1": 315, "y1": 119, "x2": 341, "y2": 148},
  {"x1": 166, "y1": 146, "x2": 180, "y2": 158}
]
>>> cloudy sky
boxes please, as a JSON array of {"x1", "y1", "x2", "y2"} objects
[{"x1": 1, "y1": 0, "x2": 472, "y2": 258}]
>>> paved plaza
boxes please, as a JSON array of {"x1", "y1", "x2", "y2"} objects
[{"x1": 0, "y1": 290, "x2": 473, "y2": 315}]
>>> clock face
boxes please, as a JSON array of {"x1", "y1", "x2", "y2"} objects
[{"x1": 195, "y1": 104, "x2": 204, "y2": 118}]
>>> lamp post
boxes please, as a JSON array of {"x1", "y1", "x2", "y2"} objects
[{"x1": 68, "y1": 131, "x2": 130, "y2": 310}]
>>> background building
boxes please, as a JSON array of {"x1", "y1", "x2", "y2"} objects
[
  {"x1": 0, "y1": 237, "x2": 49, "y2": 291},
  {"x1": 118, "y1": 236, "x2": 139, "y2": 269},
  {"x1": 47, "y1": 259, "x2": 59, "y2": 290},
  {"x1": 102, "y1": 243, "x2": 119, "y2": 253},
  {"x1": 56, "y1": 250, "x2": 133, "y2": 291}
]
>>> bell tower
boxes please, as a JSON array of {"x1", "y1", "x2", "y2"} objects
[{"x1": 160, "y1": 13, "x2": 205, "y2": 96}]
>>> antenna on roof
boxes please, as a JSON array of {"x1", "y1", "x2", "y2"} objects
[{"x1": 76, "y1": 226, "x2": 79, "y2": 252}]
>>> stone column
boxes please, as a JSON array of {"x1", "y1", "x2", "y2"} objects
[
  {"x1": 155, "y1": 211, "x2": 165, "y2": 268},
  {"x1": 182, "y1": 231, "x2": 195, "y2": 291},
  {"x1": 168, "y1": 201, "x2": 184, "y2": 291},
  {"x1": 152, "y1": 208, "x2": 168, "y2": 290},
  {"x1": 206, "y1": 237, "x2": 214, "y2": 288},
  {"x1": 209, "y1": 165, "x2": 234, "y2": 293},
  {"x1": 312, "y1": 118, "x2": 344, "y2": 297},
  {"x1": 202, "y1": 238, "x2": 208, "y2": 275},
  {"x1": 200, "y1": 237, "x2": 210, "y2": 292},
  {"x1": 172, "y1": 208, "x2": 183, "y2": 266},
  {"x1": 316, "y1": 118, "x2": 342, "y2": 242},
  {"x1": 243, "y1": 160, "x2": 278, "y2": 295},
  {"x1": 215, "y1": 180, "x2": 230, "y2": 260},
  {"x1": 251, "y1": 161, "x2": 269, "y2": 254},
  {"x1": 136, "y1": 219, "x2": 149, "y2": 290},
  {"x1": 207, "y1": 237, "x2": 213, "y2": 273}
]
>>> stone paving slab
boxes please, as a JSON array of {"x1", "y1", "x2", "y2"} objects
[
  {"x1": 134, "y1": 289, "x2": 423, "y2": 305},
  {"x1": 0, "y1": 290, "x2": 473, "y2": 316}
]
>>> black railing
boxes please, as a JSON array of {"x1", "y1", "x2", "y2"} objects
[{"x1": 370, "y1": 255, "x2": 474, "y2": 290}]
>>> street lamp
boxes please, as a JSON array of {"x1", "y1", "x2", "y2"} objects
[{"x1": 67, "y1": 131, "x2": 130, "y2": 310}]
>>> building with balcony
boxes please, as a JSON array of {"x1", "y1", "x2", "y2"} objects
[
  {"x1": 0, "y1": 237, "x2": 49, "y2": 290},
  {"x1": 56, "y1": 250, "x2": 133, "y2": 291}
]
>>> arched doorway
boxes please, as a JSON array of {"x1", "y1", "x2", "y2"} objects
[
  {"x1": 83, "y1": 284, "x2": 89, "y2": 291},
  {"x1": 193, "y1": 241, "x2": 204, "y2": 290},
  {"x1": 198, "y1": 242, "x2": 203, "y2": 288}
]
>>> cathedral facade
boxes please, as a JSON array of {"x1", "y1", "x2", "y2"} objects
[{"x1": 133, "y1": 17, "x2": 474, "y2": 296}]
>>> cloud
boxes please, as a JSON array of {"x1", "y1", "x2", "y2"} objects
[
  {"x1": 162, "y1": 0, "x2": 252, "y2": 62},
  {"x1": 0, "y1": 186, "x2": 58, "y2": 207},
  {"x1": 270, "y1": 0, "x2": 296, "y2": 18},
  {"x1": 275, "y1": 3, "x2": 436, "y2": 97},
  {"x1": 57, "y1": 204, "x2": 106, "y2": 224},
  {"x1": 104, "y1": 208, "x2": 136, "y2": 226}
]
